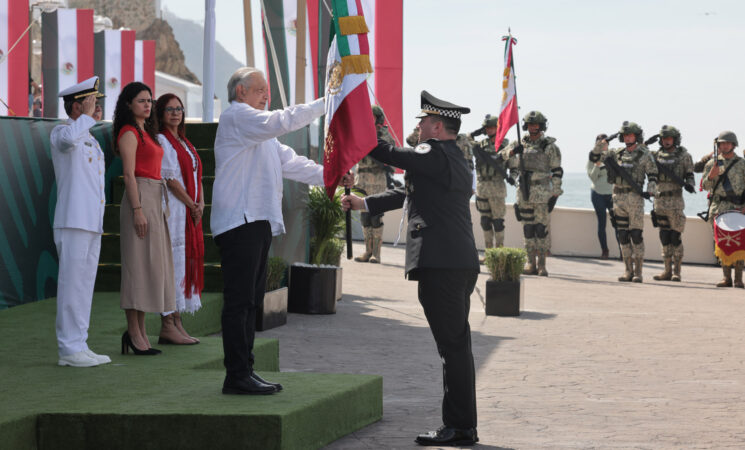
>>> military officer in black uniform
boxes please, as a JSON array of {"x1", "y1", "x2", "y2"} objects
[{"x1": 343, "y1": 91, "x2": 480, "y2": 447}]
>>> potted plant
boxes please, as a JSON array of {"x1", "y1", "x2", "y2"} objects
[
  {"x1": 257, "y1": 257, "x2": 288, "y2": 331},
  {"x1": 289, "y1": 187, "x2": 346, "y2": 314},
  {"x1": 483, "y1": 247, "x2": 527, "y2": 316}
]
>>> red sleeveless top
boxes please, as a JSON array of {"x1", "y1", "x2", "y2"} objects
[{"x1": 118, "y1": 124, "x2": 163, "y2": 180}]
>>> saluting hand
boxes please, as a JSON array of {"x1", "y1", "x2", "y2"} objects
[{"x1": 81, "y1": 94, "x2": 96, "y2": 117}]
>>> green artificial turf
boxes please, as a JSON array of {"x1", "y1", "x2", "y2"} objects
[{"x1": 0, "y1": 294, "x2": 382, "y2": 449}]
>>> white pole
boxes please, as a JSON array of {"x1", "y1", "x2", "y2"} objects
[{"x1": 202, "y1": 0, "x2": 216, "y2": 122}]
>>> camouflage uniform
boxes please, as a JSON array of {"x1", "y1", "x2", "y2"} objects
[
  {"x1": 504, "y1": 111, "x2": 563, "y2": 276},
  {"x1": 474, "y1": 136, "x2": 510, "y2": 248},
  {"x1": 702, "y1": 131, "x2": 745, "y2": 287},
  {"x1": 354, "y1": 107, "x2": 394, "y2": 263},
  {"x1": 592, "y1": 121, "x2": 658, "y2": 282},
  {"x1": 650, "y1": 126, "x2": 694, "y2": 281}
]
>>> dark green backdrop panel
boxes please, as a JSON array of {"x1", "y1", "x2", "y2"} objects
[{"x1": 0, "y1": 117, "x2": 117, "y2": 309}]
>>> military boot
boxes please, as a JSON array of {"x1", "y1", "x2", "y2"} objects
[
  {"x1": 523, "y1": 253, "x2": 538, "y2": 275},
  {"x1": 735, "y1": 261, "x2": 744, "y2": 288},
  {"x1": 369, "y1": 227, "x2": 383, "y2": 264},
  {"x1": 671, "y1": 256, "x2": 682, "y2": 282},
  {"x1": 354, "y1": 227, "x2": 372, "y2": 262},
  {"x1": 537, "y1": 252, "x2": 548, "y2": 277},
  {"x1": 618, "y1": 257, "x2": 633, "y2": 282},
  {"x1": 632, "y1": 257, "x2": 643, "y2": 283},
  {"x1": 653, "y1": 258, "x2": 672, "y2": 281},
  {"x1": 716, "y1": 265, "x2": 732, "y2": 287}
]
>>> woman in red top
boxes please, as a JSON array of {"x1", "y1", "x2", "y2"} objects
[{"x1": 113, "y1": 82, "x2": 175, "y2": 355}]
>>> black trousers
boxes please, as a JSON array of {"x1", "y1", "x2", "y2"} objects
[
  {"x1": 214, "y1": 220, "x2": 272, "y2": 379},
  {"x1": 416, "y1": 268, "x2": 479, "y2": 430}
]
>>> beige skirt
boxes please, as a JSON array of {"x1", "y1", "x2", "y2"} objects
[{"x1": 120, "y1": 177, "x2": 176, "y2": 312}]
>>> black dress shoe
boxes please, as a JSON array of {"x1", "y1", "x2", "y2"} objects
[
  {"x1": 222, "y1": 375, "x2": 277, "y2": 395},
  {"x1": 415, "y1": 426, "x2": 478, "y2": 446},
  {"x1": 252, "y1": 372, "x2": 283, "y2": 391}
]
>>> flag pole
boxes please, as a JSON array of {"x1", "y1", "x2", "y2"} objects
[
  {"x1": 345, "y1": 182, "x2": 352, "y2": 259},
  {"x1": 507, "y1": 29, "x2": 521, "y2": 144}
]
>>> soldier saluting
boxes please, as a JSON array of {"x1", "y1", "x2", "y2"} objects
[
  {"x1": 592, "y1": 121, "x2": 657, "y2": 282},
  {"x1": 504, "y1": 111, "x2": 563, "y2": 277},
  {"x1": 702, "y1": 131, "x2": 745, "y2": 288},
  {"x1": 650, "y1": 125, "x2": 695, "y2": 282},
  {"x1": 471, "y1": 114, "x2": 511, "y2": 259}
]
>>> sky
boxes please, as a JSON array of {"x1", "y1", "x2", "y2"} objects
[{"x1": 160, "y1": 0, "x2": 745, "y2": 173}]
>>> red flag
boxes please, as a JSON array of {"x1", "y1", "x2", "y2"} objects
[{"x1": 494, "y1": 33, "x2": 519, "y2": 149}]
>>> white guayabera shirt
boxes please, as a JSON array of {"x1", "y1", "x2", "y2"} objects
[{"x1": 210, "y1": 99, "x2": 325, "y2": 237}]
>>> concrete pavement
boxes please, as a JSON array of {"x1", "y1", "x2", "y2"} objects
[{"x1": 258, "y1": 243, "x2": 745, "y2": 449}]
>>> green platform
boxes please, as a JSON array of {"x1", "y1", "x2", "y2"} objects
[{"x1": 0, "y1": 294, "x2": 383, "y2": 449}]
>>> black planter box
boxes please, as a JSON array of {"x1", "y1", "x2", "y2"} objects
[
  {"x1": 288, "y1": 265, "x2": 341, "y2": 314},
  {"x1": 257, "y1": 287, "x2": 288, "y2": 331},
  {"x1": 485, "y1": 279, "x2": 523, "y2": 317}
]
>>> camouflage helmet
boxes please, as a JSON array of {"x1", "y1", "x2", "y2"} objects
[
  {"x1": 521, "y1": 110, "x2": 547, "y2": 131},
  {"x1": 482, "y1": 114, "x2": 498, "y2": 128},
  {"x1": 658, "y1": 125, "x2": 681, "y2": 146},
  {"x1": 619, "y1": 121, "x2": 644, "y2": 144},
  {"x1": 716, "y1": 130, "x2": 738, "y2": 147},
  {"x1": 371, "y1": 105, "x2": 385, "y2": 125}
]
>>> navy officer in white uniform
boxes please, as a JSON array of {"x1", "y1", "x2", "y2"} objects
[{"x1": 51, "y1": 76, "x2": 110, "y2": 367}]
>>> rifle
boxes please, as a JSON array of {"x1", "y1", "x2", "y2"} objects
[
  {"x1": 603, "y1": 153, "x2": 650, "y2": 200},
  {"x1": 604, "y1": 132, "x2": 620, "y2": 143},
  {"x1": 472, "y1": 143, "x2": 514, "y2": 185},
  {"x1": 518, "y1": 144, "x2": 531, "y2": 200},
  {"x1": 645, "y1": 134, "x2": 660, "y2": 146},
  {"x1": 697, "y1": 139, "x2": 724, "y2": 222}
]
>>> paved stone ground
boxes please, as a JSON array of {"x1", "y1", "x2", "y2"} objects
[{"x1": 258, "y1": 243, "x2": 745, "y2": 449}]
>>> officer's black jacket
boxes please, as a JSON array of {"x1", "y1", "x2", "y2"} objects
[{"x1": 365, "y1": 138, "x2": 479, "y2": 279}]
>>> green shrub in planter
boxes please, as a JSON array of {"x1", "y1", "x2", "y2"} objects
[
  {"x1": 483, "y1": 247, "x2": 526, "y2": 316},
  {"x1": 307, "y1": 186, "x2": 345, "y2": 265},
  {"x1": 265, "y1": 257, "x2": 288, "y2": 292},
  {"x1": 484, "y1": 247, "x2": 527, "y2": 282}
]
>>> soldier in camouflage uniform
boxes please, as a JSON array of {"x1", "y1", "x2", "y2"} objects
[
  {"x1": 353, "y1": 105, "x2": 393, "y2": 263},
  {"x1": 503, "y1": 111, "x2": 562, "y2": 276},
  {"x1": 592, "y1": 121, "x2": 657, "y2": 283},
  {"x1": 650, "y1": 125, "x2": 695, "y2": 282},
  {"x1": 470, "y1": 114, "x2": 511, "y2": 258},
  {"x1": 702, "y1": 131, "x2": 745, "y2": 288}
]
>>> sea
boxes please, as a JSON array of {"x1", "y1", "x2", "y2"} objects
[
  {"x1": 503, "y1": 172, "x2": 709, "y2": 218},
  {"x1": 391, "y1": 172, "x2": 709, "y2": 217}
]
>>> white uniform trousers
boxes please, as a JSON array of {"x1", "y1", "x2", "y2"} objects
[{"x1": 54, "y1": 228, "x2": 101, "y2": 357}]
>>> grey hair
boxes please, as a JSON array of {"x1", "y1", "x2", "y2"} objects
[{"x1": 227, "y1": 67, "x2": 263, "y2": 103}]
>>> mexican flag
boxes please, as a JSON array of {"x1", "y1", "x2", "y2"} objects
[
  {"x1": 93, "y1": 29, "x2": 136, "y2": 121},
  {"x1": 322, "y1": 0, "x2": 377, "y2": 198},
  {"x1": 0, "y1": 0, "x2": 29, "y2": 116},
  {"x1": 494, "y1": 33, "x2": 519, "y2": 149}
]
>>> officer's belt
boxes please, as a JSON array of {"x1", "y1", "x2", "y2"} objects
[{"x1": 657, "y1": 190, "x2": 682, "y2": 198}]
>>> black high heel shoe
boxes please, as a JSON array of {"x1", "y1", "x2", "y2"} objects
[{"x1": 121, "y1": 331, "x2": 160, "y2": 355}]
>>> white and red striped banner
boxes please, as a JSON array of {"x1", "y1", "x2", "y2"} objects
[
  {"x1": 134, "y1": 40, "x2": 155, "y2": 91},
  {"x1": 0, "y1": 0, "x2": 29, "y2": 116},
  {"x1": 94, "y1": 29, "x2": 135, "y2": 120},
  {"x1": 41, "y1": 8, "x2": 94, "y2": 118}
]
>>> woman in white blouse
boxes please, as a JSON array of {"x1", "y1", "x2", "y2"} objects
[{"x1": 155, "y1": 93, "x2": 204, "y2": 345}]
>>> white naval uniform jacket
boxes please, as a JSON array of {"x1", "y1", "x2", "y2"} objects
[
  {"x1": 211, "y1": 99, "x2": 325, "y2": 237},
  {"x1": 50, "y1": 114, "x2": 106, "y2": 233}
]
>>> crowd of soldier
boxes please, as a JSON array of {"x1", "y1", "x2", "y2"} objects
[{"x1": 352, "y1": 106, "x2": 742, "y2": 287}]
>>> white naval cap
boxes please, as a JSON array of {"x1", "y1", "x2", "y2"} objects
[{"x1": 58, "y1": 76, "x2": 105, "y2": 102}]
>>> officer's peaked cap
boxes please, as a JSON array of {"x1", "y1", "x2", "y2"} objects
[
  {"x1": 58, "y1": 76, "x2": 105, "y2": 102},
  {"x1": 416, "y1": 90, "x2": 470, "y2": 120}
]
